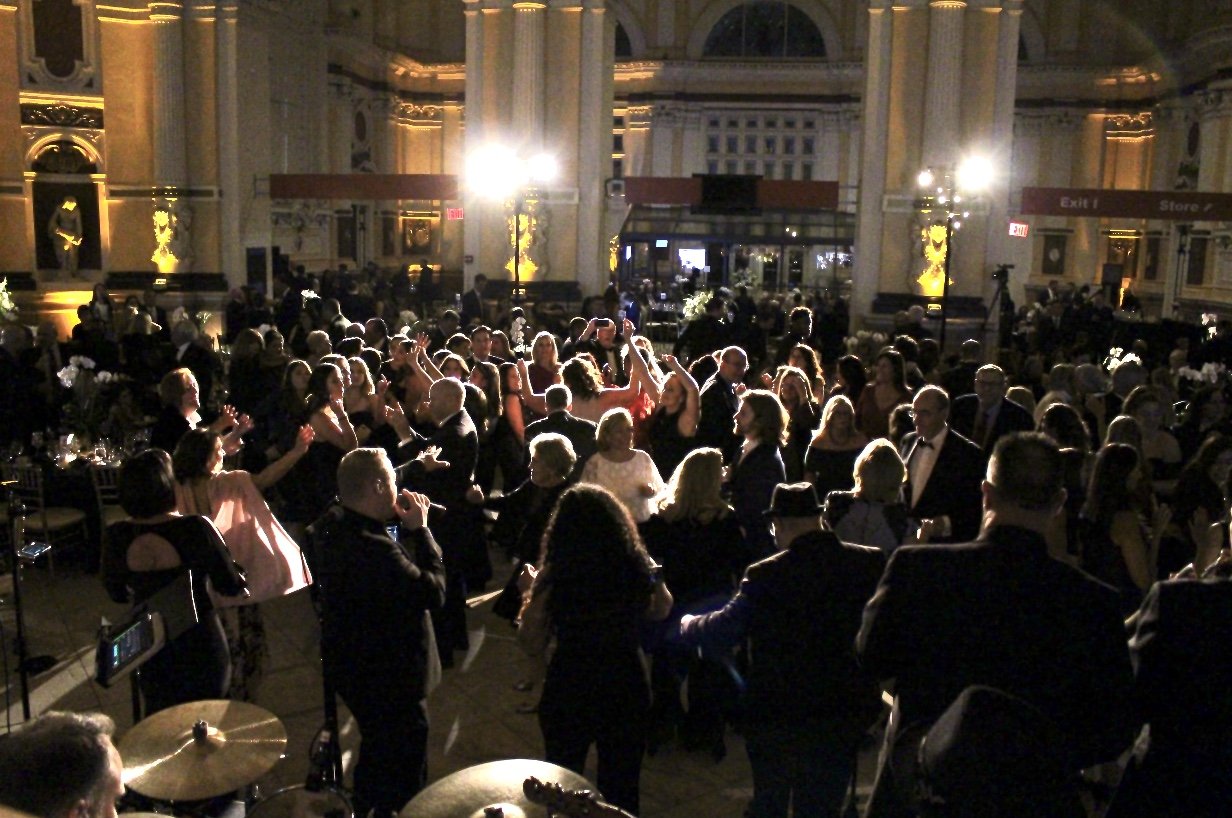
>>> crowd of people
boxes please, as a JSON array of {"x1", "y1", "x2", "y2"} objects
[{"x1": 0, "y1": 266, "x2": 1230, "y2": 818}]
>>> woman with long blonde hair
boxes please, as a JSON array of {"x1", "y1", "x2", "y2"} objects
[{"x1": 641, "y1": 448, "x2": 746, "y2": 758}]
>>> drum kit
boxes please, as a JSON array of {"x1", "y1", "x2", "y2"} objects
[
  {"x1": 116, "y1": 699, "x2": 342, "y2": 818},
  {"x1": 116, "y1": 700, "x2": 631, "y2": 818}
]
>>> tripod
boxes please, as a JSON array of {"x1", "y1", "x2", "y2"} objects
[
  {"x1": 305, "y1": 507, "x2": 345, "y2": 792},
  {"x1": 982, "y1": 265, "x2": 1016, "y2": 352}
]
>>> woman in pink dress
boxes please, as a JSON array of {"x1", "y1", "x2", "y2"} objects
[{"x1": 172, "y1": 425, "x2": 315, "y2": 699}]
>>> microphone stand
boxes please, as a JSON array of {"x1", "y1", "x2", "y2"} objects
[{"x1": 4, "y1": 485, "x2": 56, "y2": 720}]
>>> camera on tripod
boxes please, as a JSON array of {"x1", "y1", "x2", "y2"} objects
[{"x1": 991, "y1": 263, "x2": 1014, "y2": 282}]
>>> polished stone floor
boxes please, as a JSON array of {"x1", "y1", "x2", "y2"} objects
[{"x1": 1, "y1": 553, "x2": 878, "y2": 817}]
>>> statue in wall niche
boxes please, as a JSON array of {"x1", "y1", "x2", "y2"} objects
[
  {"x1": 47, "y1": 196, "x2": 84, "y2": 276},
  {"x1": 151, "y1": 199, "x2": 194, "y2": 272}
]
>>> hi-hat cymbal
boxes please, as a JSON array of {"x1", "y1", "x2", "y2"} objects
[
  {"x1": 119, "y1": 700, "x2": 287, "y2": 801},
  {"x1": 400, "y1": 759, "x2": 591, "y2": 818}
]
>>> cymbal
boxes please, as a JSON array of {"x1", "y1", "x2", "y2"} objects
[
  {"x1": 400, "y1": 759, "x2": 591, "y2": 818},
  {"x1": 119, "y1": 700, "x2": 287, "y2": 801}
]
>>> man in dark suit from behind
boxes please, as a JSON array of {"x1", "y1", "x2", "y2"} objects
[
  {"x1": 948, "y1": 364, "x2": 1035, "y2": 458},
  {"x1": 1106, "y1": 571, "x2": 1232, "y2": 818},
  {"x1": 396, "y1": 377, "x2": 479, "y2": 666},
  {"x1": 940, "y1": 339, "x2": 982, "y2": 400},
  {"x1": 899, "y1": 386, "x2": 985, "y2": 543},
  {"x1": 680, "y1": 483, "x2": 886, "y2": 818},
  {"x1": 523, "y1": 383, "x2": 597, "y2": 479},
  {"x1": 673, "y1": 297, "x2": 728, "y2": 365},
  {"x1": 857, "y1": 433, "x2": 1136, "y2": 818}
]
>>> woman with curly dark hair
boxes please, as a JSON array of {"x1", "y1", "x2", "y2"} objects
[
  {"x1": 833, "y1": 354, "x2": 867, "y2": 403},
  {"x1": 517, "y1": 485, "x2": 672, "y2": 816},
  {"x1": 855, "y1": 349, "x2": 911, "y2": 439}
]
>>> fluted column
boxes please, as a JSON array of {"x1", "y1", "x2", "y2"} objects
[
  {"x1": 512, "y1": 2, "x2": 546, "y2": 146},
  {"x1": 575, "y1": 0, "x2": 607, "y2": 287},
  {"x1": 921, "y1": 0, "x2": 966, "y2": 167},
  {"x1": 984, "y1": 1, "x2": 1024, "y2": 311},
  {"x1": 852, "y1": 0, "x2": 895, "y2": 323},
  {"x1": 150, "y1": 1, "x2": 188, "y2": 188},
  {"x1": 216, "y1": 2, "x2": 242, "y2": 284},
  {"x1": 462, "y1": 0, "x2": 486, "y2": 287}
]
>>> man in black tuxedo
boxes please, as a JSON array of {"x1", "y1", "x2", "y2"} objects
[
  {"x1": 680, "y1": 483, "x2": 885, "y2": 818},
  {"x1": 948, "y1": 365, "x2": 1035, "y2": 458},
  {"x1": 899, "y1": 386, "x2": 985, "y2": 543},
  {"x1": 857, "y1": 433, "x2": 1136, "y2": 818},
  {"x1": 697, "y1": 346, "x2": 747, "y2": 464},
  {"x1": 1106, "y1": 573, "x2": 1232, "y2": 818},
  {"x1": 574, "y1": 317, "x2": 627, "y2": 385},
  {"x1": 320, "y1": 449, "x2": 445, "y2": 817},
  {"x1": 465, "y1": 324, "x2": 506, "y2": 368},
  {"x1": 460, "y1": 273, "x2": 486, "y2": 328},
  {"x1": 523, "y1": 384, "x2": 597, "y2": 479},
  {"x1": 396, "y1": 378, "x2": 479, "y2": 665}
]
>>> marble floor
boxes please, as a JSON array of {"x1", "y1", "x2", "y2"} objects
[{"x1": 1, "y1": 553, "x2": 878, "y2": 817}]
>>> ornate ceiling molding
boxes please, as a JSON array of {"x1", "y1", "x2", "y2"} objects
[{"x1": 20, "y1": 102, "x2": 103, "y2": 129}]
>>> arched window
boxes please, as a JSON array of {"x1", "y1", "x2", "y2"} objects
[
  {"x1": 615, "y1": 22, "x2": 633, "y2": 59},
  {"x1": 702, "y1": 2, "x2": 825, "y2": 59}
]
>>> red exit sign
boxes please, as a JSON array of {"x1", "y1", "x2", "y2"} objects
[
  {"x1": 1008, "y1": 220, "x2": 1030, "y2": 238},
  {"x1": 446, "y1": 207, "x2": 465, "y2": 221}
]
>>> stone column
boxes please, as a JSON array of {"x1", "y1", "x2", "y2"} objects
[
  {"x1": 983, "y1": 1, "x2": 1023, "y2": 330},
  {"x1": 852, "y1": 0, "x2": 895, "y2": 323},
  {"x1": 462, "y1": 0, "x2": 486, "y2": 288},
  {"x1": 215, "y1": 1, "x2": 242, "y2": 284},
  {"x1": 512, "y1": 1, "x2": 546, "y2": 147},
  {"x1": 150, "y1": 2, "x2": 188, "y2": 188},
  {"x1": 921, "y1": 0, "x2": 966, "y2": 168},
  {"x1": 575, "y1": 0, "x2": 607, "y2": 288}
]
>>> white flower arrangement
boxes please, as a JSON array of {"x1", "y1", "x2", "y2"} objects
[
  {"x1": 680, "y1": 290, "x2": 711, "y2": 322},
  {"x1": 844, "y1": 330, "x2": 888, "y2": 358},
  {"x1": 1176, "y1": 362, "x2": 1228, "y2": 385},
  {"x1": 1103, "y1": 347, "x2": 1142, "y2": 373},
  {"x1": 301, "y1": 289, "x2": 320, "y2": 301},
  {"x1": 56, "y1": 355, "x2": 96, "y2": 388},
  {"x1": 0, "y1": 278, "x2": 17, "y2": 323}
]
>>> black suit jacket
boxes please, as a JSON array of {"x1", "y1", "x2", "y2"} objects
[
  {"x1": 460, "y1": 289, "x2": 483, "y2": 327},
  {"x1": 524, "y1": 410, "x2": 597, "y2": 478},
  {"x1": 574, "y1": 338, "x2": 627, "y2": 386},
  {"x1": 948, "y1": 395, "x2": 1035, "y2": 458},
  {"x1": 729, "y1": 442, "x2": 785, "y2": 561},
  {"x1": 320, "y1": 507, "x2": 445, "y2": 697},
  {"x1": 682, "y1": 529, "x2": 886, "y2": 738},
  {"x1": 899, "y1": 428, "x2": 985, "y2": 542},
  {"x1": 857, "y1": 526, "x2": 1135, "y2": 807},
  {"x1": 697, "y1": 374, "x2": 741, "y2": 464},
  {"x1": 940, "y1": 361, "x2": 979, "y2": 400},
  {"x1": 396, "y1": 410, "x2": 478, "y2": 508},
  {"x1": 1107, "y1": 578, "x2": 1232, "y2": 818}
]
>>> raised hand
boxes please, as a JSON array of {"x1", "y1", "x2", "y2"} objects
[{"x1": 293, "y1": 424, "x2": 315, "y2": 453}]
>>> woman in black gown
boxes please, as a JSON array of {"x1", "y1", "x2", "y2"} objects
[
  {"x1": 102, "y1": 450, "x2": 248, "y2": 713},
  {"x1": 641, "y1": 447, "x2": 745, "y2": 758},
  {"x1": 517, "y1": 485, "x2": 673, "y2": 816},
  {"x1": 645, "y1": 354, "x2": 700, "y2": 481}
]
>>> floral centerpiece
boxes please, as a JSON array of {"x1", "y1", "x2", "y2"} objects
[
  {"x1": 845, "y1": 329, "x2": 889, "y2": 362},
  {"x1": 56, "y1": 355, "x2": 117, "y2": 442},
  {"x1": 1176, "y1": 362, "x2": 1228, "y2": 386}
]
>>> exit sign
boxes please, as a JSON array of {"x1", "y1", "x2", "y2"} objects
[
  {"x1": 446, "y1": 207, "x2": 465, "y2": 221},
  {"x1": 1008, "y1": 220, "x2": 1030, "y2": 238}
]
